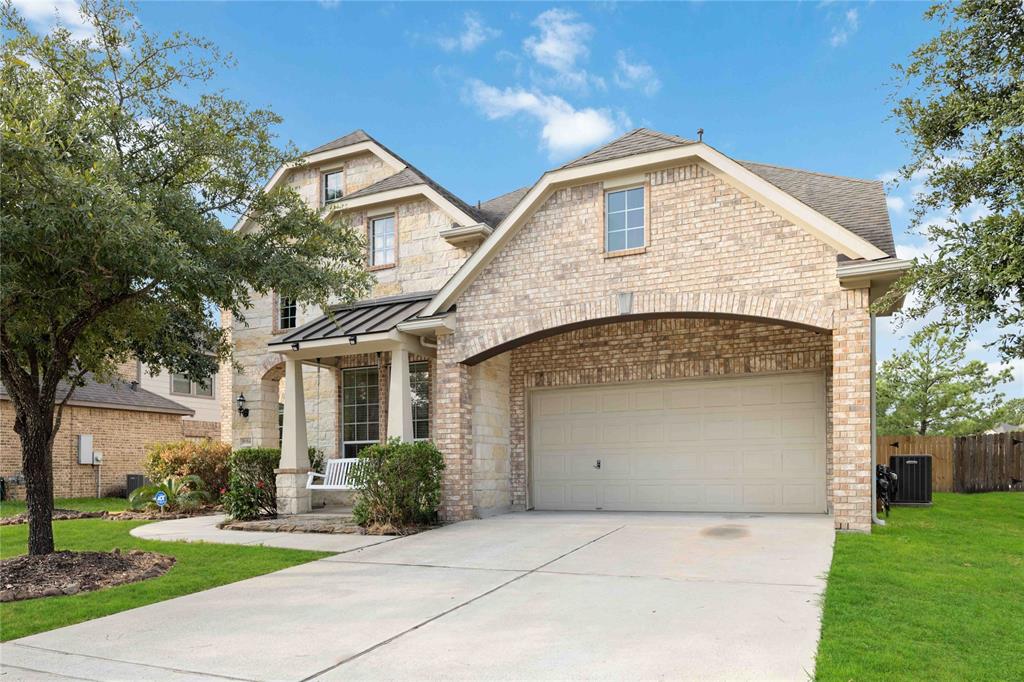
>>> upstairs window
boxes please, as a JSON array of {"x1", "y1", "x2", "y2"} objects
[
  {"x1": 605, "y1": 186, "x2": 645, "y2": 253},
  {"x1": 323, "y1": 171, "x2": 344, "y2": 204},
  {"x1": 278, "y1": 294, "x2": 297, "y2": 330},
  {"x1": 369, "y1": 214, "x2": 396, "y2": 267}
]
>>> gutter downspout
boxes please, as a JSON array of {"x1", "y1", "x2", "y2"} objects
[{"x1": 871, "y1": 313, "x2": 885, "y2": 527}]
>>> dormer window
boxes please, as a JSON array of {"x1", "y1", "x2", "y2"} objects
[
  {"x1": 605, "y1": 186, "x2": 645, "y2": 253},
  {"x1": 323, "y1": 170, "x2": 344, "y2": 204}
]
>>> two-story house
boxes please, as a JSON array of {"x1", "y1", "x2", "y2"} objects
[{"x1": 228, "y1": 128, "x2": 908, "y2": 532}]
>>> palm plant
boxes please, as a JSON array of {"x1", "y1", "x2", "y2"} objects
[{"x1": 128, "y1": 475, "x2": 209, "y2": 511}]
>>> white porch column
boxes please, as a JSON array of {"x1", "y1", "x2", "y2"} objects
[
  {"x1": 276, "y1": 356, "x2": 311, "y2": 514},
  {"x1": 387, "y1": 348, "x2": 414, "y2": 441}
]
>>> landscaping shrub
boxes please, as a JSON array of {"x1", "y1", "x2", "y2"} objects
[
  {"x1": 222, "y1": 448, "x2": 280, "y2": 520},
  {"x1": 350, "y1": 439, "x2": 444, "y2": 530},
  {"x1": 144, "y1": 440, "x2": 231, "y2": 500},
  {"x1": 128, "y1": 475, "x2": 209, "y2": 511}
]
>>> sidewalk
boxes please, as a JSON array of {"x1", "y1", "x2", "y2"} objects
[{"x1": 130, "y1": 514, "x2": 395, "y2": 552}]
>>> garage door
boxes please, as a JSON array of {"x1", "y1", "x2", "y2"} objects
[{"x1": 529, "y1": 372, "x2": 826, "y2": 513}]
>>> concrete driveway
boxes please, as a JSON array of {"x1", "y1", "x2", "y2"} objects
[{"x1": 1, "y1": 512, "x2": 834, "y2": 681}]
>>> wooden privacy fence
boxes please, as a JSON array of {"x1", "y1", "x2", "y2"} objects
[{"x1": 877, "y1": 432, "x2": 1024, "y2": 493}]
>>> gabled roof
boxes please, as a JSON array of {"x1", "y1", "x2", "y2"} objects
[
  {"x1": 738, "y1": 161, "x2": 896, "y2": 259},
  {"x1": 561, "y1": 128, "x2": 697, "y2": 169},
  {"x1": 307, "y1": 129, "x2": 374, "y2": 155},
  {"x1": 0, "y1": 375, "x2": 193, "y2": 415},
  {"x1": 478, "y1": 187, "x2": 531, "y2": 225}
]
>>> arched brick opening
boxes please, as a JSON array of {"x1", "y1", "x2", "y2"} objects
[{"x1": 459, "y1": 291, "x2": 834, "y2": 365}]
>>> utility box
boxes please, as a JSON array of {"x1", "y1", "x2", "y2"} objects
[
  {"x1": 890, "y1": 455, "x2": 933, "y2": 506},
  {"x1": 77, "y1": 435, "x2": 94, "y2": 465}
]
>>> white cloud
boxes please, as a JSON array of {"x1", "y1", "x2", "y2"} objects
[
  {"x1": 523, "y1": 8, "x2": 601, "y2": 92},
  {"x1": 829, "y1": 8, "x2": 859, "y2": 47},
  {"x1": 464, "y1": 79, "x2": 626, "y2": 159},
  {"x1": 438, "y1": 12, "x2": 500, "y2": 53},
  {"x1": 613, "y1": 50, "x2": 661, "y2": 96},
  {"x1": 11, "y1": 0, "x2": 93, "y2": 40},
  {"x1": 886, "y1": 196, "x2": 905, "y2": 213}
]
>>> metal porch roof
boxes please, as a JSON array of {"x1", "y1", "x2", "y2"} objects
[{"x1": 270, "y1": 292, "x2": 435, "y2": 347}]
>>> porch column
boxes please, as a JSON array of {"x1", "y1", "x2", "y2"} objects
[
  {"x1": 387, "y1": 347, "x2": 414, "y2": 441},
  {"x1": 276, "y1": 356, "x2": 311, "y2": 515},
  {"x1": 832, "y1": 287, "x2": 872, "y2": 532}
]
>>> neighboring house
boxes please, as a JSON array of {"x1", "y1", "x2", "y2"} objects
[
  {"x1": 128, "y1": 360, "x2": 224, "y2": 441},
  {"x1": 985, "y1": 423, "x2": 1024, "y2": 435},
  {"x1": 0, "y1": 368, "x2": 194, "y2": 499},
  {"x1": 228, "y1": 128, "x2": 908, "y2": 532}
]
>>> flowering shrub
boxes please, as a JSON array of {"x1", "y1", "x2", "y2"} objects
[
  {"x1": 350, "y1": 439, "x2": 444, "y2": 530},
  {"x1": 144, "y1": 440, "x2": 231, "y2": 501},
  {"x1": 222, "y1": 448, "x2": 280, "y2": 520}
]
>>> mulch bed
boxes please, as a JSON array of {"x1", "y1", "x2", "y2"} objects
[
  {"x1": 1, "y1": 507, "x2": 219, "y2": 526},
  {"x1": 0, "y1": 549, "x2": 175, "y2": 603},
  {"x1": 219, "y1": 517, "x2": 436, "y2": 536}
]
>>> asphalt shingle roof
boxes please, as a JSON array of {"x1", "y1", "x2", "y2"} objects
[
  {"x1": 305, "y1": 127, "x2": 896, "y2": 259},
  {"x1": 0, "y1": 374, "x2": 193, "y2": 415},
  {"x1": 560, "y1": 128, "x2": 697, "y2": 169}
]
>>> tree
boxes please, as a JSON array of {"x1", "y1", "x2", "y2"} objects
[
  {"x1": 0, "y1": 0, "x2": 372, "y2": 555},
  {"x1": 986, "y1": 397, "x2": 1024, "y2": 429},
  {"x1": 876, "y1": 329, "x2": 1010, "y2": 435},
  {"x1": 881, "y1": 0, "x2": 1024, "y2": 361}
]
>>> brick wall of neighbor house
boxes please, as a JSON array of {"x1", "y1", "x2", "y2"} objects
[
  {"x1": 182, "y1": 420, "x2": 223, "y2": 441},
  {"x1": 442, "y1": 163, "x2": 873, "y2": 529},
  {"x1": 507, "y1": 318, "x2": 833, "y2": 508},
  {"x1": 0, "y1": 402, "x2": 185, "y2": 499},
  {"x1": 470, "y1": 353, "x2": 512, "y2": 515}
]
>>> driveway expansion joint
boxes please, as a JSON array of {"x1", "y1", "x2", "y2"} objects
[
  {"x1": 8, "y1": 642, "x2": 260, "y2": 682},
  {"x1": 302, "y1": 525, "x2": 626, "y2": 681}
]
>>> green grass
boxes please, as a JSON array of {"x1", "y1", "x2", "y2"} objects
[
  {"x1": 0, "y1": 516, "x2": 330, "y2": 641},
  {"x1": 816, "y1": 492, "x2": 1024, "y2": 681},
  {"x1": 0, "y1": 496, "x2": 129, "y2": 517}
]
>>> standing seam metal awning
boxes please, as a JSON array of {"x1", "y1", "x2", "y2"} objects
[{"x1": 269, "y1": 291, "x2": 435, "y2": 347}]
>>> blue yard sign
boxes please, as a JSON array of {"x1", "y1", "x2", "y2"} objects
[{"x1": 154, "y1": 491, "x2": 168, "y2": 508}]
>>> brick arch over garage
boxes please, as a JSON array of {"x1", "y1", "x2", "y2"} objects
[{"x1": 458, "y1": 291, "x2": 835, "y2": 365}]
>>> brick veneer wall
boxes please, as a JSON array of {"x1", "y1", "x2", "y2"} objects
[
  {"x1": 507, "y1": 317, "x2": 833, "y2": 509},
  {"x1": 1, "y1": 401, "x2": 185, "y2": 499},
  {"x1": 440, "y1": 162, "x2": 874, "y2": 530}
]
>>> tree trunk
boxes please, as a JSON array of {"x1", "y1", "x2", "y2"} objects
[{"x1": 19, "y1": 406, "x2": 57, "y2": 555}]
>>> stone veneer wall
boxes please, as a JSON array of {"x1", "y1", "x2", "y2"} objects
[
  {"x1": 507, "y1": 318, "x2": 833, "y2": 509},
  {"x1": 470, "y1": 353, "x2": 512, "y2": 515},
  {"x1": 0, "y1": 401, "x2": 185, "y2": 499}
]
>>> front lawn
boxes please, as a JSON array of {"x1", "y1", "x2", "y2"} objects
[
  {"x1": 1, "y1": 496, "x2": 129, "y2": 517},
  {"x1": 816, "y1": 492, "x2": 1024, "y2": 681},
  {"x1": 0, "y1": 514, "x2": 330, "y2": 641}
]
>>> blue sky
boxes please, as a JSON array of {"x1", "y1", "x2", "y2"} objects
[{"x1": 18, "y1": 1, "x2": 1022, "y2": 395}]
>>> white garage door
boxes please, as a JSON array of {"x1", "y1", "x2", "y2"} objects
[{"x1": 529, "y1": 372, "x2": 826, "y2": 513}]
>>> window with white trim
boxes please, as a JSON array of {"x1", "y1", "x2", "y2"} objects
[
  {"x1": 170, "y1": 372, "x2": 214, "y2": 398},
  {"x1": 341, "y1": 367, "x2": 379, "y2": 458},
  {"x1": 605, "y1": 186, "x2": 645, "y2": 252},
  {"x1": 278, "y1": 294, "x2": 296, "y2": 330},
  {"x1": 369, "y1": 214, "x2": 395, "y2": 266},
  {"x1": 410, "y1": 361, "x2": 430, "y2": 440},
  {"x1": 323, "y1": 170, "x2": 344, "y2": 204}
]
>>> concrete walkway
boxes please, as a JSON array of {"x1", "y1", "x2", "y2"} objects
[
  {"x1": 1, "y1": 511, "x2": 835, "y2": 681},
  {"x1": 129, "y1": 514, "x2": 390, "y2": 552}
]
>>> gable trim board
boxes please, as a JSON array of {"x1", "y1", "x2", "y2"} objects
[
  {"x1": 423, "y1": 142, "x2": 890, "y2": 317},
  {"x1": 326, "y1": 184, "x2": 480, "y2": 227}
]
